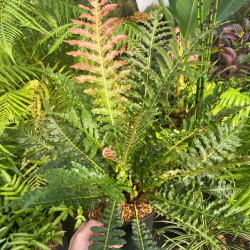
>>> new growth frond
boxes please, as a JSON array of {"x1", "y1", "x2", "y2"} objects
[{"x1": 64, "y1": 0, "x2": 130, "y2": 124}]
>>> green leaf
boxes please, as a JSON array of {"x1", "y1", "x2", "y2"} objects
[
  {"x1": 158, "y1": 0, "x2": 175, "y2": 28},
  {"x1": 216, "y1": 0, "x2": 247, "y2": 23},
  {"x1": 89, "y1": 201, "x2": 126, "y2": 249},
  {"x1": 72, "y1": 162, "x2": 125, "y2": 203},
  {"x1": 131, "y1": 209, "x2": 159, "y2": 250},
  {"x1": 170, "y1": 0, "x2": 210, "y2": 38}
]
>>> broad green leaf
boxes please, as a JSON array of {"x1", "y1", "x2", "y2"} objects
[
  {"x1": 216, "y1": 0, "x2": 247, "y2": 23},
  {"x1": 170, "y1": 0, "x2": 210, "y2": 37}
]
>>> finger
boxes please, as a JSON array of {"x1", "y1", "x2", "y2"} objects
[
  {"x1": 108, "y1": 245, "x2": 123, "y2": 248},
  {"x1": 87, "y1": 219, "x2": 104, "y2": 228}
]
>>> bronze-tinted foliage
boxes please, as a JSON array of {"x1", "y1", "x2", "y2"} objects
[{"x1": 64, "y1": 0, "x2": 130, "y2": 124}]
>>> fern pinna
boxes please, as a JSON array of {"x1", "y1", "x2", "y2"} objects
[{"x1": 64, "y1": 0, "x2": 130, "y2": 124}]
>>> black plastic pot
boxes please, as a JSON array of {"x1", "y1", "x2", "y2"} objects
[
  {"x1": 121, "y1": 211, "x2": 156, "y2": 249},
  {"x1": 57, "y1": 212, "x2": 155, "y2": 249}
]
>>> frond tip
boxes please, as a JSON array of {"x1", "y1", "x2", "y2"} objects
[{"x1": 64, "y1": 0, "x2": 130, "y2": 124}]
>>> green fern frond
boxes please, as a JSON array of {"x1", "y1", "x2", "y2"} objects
[
  {"x1": 0, "y1": 50, "x2": 39, "y2": 89},
  {"x1": 0, "y1": 0, "x2": 56, "y2": 59},
  {"x1": 71, "y1": 162, "x2": 125, "y2": 202},
  {"x1": 115, "y1": 20, "x2": 141, "y2": 50},
  {"x1": 120, "y1": 109, "x2": 157, "y2": 166},
  {"x1": 51, "y1": 107, "x2": 101, "y2": 159},
  {"x1": 34, "y1": 23, "x2": 78, "y2": 58},
  {"x1": 1, "y1": 205, "x2": 70, "y2": 249},
  {"x1": 0, "y1": 88, "x2": 34, "y2": 135},
  {"x1": 131, "y1": 207, "x2": 159, "y2": 250},
  {"x1": 229, "y1": 184, "x2": 250, "y2": 215},
  {"x1": 177, "y1": 123, "x2": 246, "y2": 178},
  {"x1": 89, "y1": 201, "x2": 126, "y2": 249},
  {"x1": 9, "y1": 114, "x2": 100, "y2": 167},
  {"x1": 126, "y1": 12, "x2": 213, "y2": 110},
  {"x1": 125, "y1": 10, "x2": 171, "y2": 103},
  {"x1": 8, "y1": 168, "x2": 105, "y2": 209},
  {"x1": 0, "y1": 169, "x2": 29, "y2": 205},
  {"x1": 33, "y1": 0, "x2": 82, "y2": 25},
  {"x1": 158, "y1": 123, "x2": 248, "y2": 181},
  {"x1": 213, "y1": 88, "x2": 250, "y2": 127},
  {"x1": 202, "y1": 179, "x2": 235, "y2": 199},
  {"x1": 222, "y1": 165, "x2": 250, "y2": 182},
  {"x1": 20, "y1": 156, "x2": 47, "y2": 191},
  {"x1": 150, "y1": 188, "x2": 248, "y2": 248}
]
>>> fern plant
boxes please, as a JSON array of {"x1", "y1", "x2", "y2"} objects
[{"x1": 3, "y1": 0, "x2": 250, "y2": 249}]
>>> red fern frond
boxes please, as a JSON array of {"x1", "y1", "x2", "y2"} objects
[{"x1": 64, "y1": 0, "x2": 130, "y2": 124}]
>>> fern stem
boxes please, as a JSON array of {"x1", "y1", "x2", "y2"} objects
[
  {"x1": 104, "y1": 200, "x2": 117, "y2": 248},
  {"x1": 134, "y1": 204, "x2": 145, "y2": 250}
]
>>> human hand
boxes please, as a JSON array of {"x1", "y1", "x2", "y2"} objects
[{"x1": 69, "y1": 220, "x2": 123, "y2": 250}]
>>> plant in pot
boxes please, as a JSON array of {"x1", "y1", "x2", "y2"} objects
[{"x1": 6, "y1": 0, "x2": 250, "y2": 249}]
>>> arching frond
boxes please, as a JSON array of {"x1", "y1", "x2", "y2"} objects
[
  {"x1": 0, "y1": 0, "x2": 56, "y2": 59},
  {"x1": 159, "y1": 123, "x2": 249, "y2": 181},
  {"x1": 0, "y1": 50, "x2": 39, "y2": 89},
  {"x1": 150, "y1": 188, "x2": 248, "y2": 249}
]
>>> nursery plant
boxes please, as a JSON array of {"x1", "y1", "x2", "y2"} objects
[{"x1": 2, "y1": 0, "x2": 250, "y2": 249}]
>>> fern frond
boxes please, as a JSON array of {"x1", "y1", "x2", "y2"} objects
[
  {"x1": 126, "y1": 12, "x2": 213, "y2": 111},
  {"x1": 0, "y1": 169, "x2": 29, "y2": 205},
  {"x1": 177, "y1": 124, "x2": 246, "y2": 178},
  {"x1": 0, "y1": 50, "x2": 39, "y2": 89},
  {"x1": 158, "y1": 123, "x2": 248, "y2": 181},
  {"x1": 8, "y1": 168, "x2": 105, "y2": 209},
  {"x1": 64, "y1": 1, "x2": 130, "y2": 124},
  {"x1": 120, "y1": 109, "x2": 157, "y2": 166},
  {"x1": 51, "y1": 107, "x2": 101, "y2": 159},
  {"x1": 202, "y1": 179, "x2": 235, "y2": 199},
  {"x1": 89, "y1": 200, "x2": 126, "y2": 249},
  {"x1": 71, "y1": 162, "x2": 125, "y2": 202},
  {"x1": 1, "y1": 204, "x2": 70, "y2": 249},
  {"x1": 26, "y1": 80, "x2": 49, "y2": 130},
  {"x1": 213, "y1": 88, "x2": 250, "y2": 127},
  {"x1": 114, "y1": 20, "x2": 141, "y2": 51},
  {"x1": 131, "y1": 207, "x2": 159, "y2": 250},
  {"x1": 150, "y1": 188, "x2": 248, "y2": 248},
  {"x1": 229, "y1": 184, "x2": 250, "y2": 215},
  {"x1": 9, "y1": 114, "x2": 100, "y2": 168},
  {"x1": 0, "y1": 88, "x2": 34, "y2": 135},
  {"x1": 34, "y1": 23, "x2": 78, "y2": 58},
  {"x1": 33, "y1": 0, "x2": 82, "y2": 25},
  {"x1": 0, "y1": 0, "x2": 56, "y2": 58}
]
